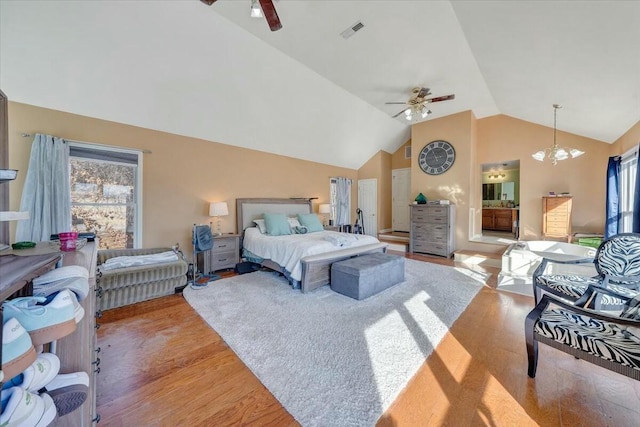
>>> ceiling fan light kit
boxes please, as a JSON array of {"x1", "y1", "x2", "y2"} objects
[
  {"x1": 201, "y1": 0, "x2": 282, "y2": 31},
  {"x1": 532, "y1": 104, "x2": 584, "y2": 165},
  {"x1": 386, "y1": 87, "x2": 454, "y2": 122},
  {"x1": 250, "y1": 0, "x2": 262, "y2": 18}
]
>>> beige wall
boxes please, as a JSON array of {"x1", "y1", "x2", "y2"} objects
[
  {"x1": 411, "y1": 111, "x2": 476, "y2": 251},
  {"x1": 476, "y1": 115, "x2": 612, "y2": 240},
  {"x1": 391, "y1": 141, "x2": 412, "y2": 170},
  {"x1": 7, "y1": 102, "x2": 357, "y2": 257},
  {"x1": 611, "y1": 120, "x2": 640, "y2": 155},
  {"x1": 357, "y1": 150, "x2": 392, "y2": 232},
  {"x1": 7, "y1": 102, "x2": 637, "y2": 258}
]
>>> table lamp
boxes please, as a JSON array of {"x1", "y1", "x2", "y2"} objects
[
  {"x1": 319, "y1": 204, "x2": 331, "y2": 226},
  {"x1": 209, "y1": 202, "x2": 229, "y2": 236}
]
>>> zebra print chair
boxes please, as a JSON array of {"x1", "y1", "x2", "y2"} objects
[
  {"x1": 533, "y1": 233, "x2": 640, "y2": 310},
  {"x1": 526, "y1": 285, "x2": 640, "y2": 380}
]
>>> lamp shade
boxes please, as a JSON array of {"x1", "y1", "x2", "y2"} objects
[
  {"x1": 319, "y1": 204, "x2": 331, "y2": 214},
  {"x1": 209, "y1": 202, "x2": 229, "y2": 217}
]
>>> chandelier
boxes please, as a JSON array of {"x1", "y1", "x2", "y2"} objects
[
  {"x1": 532, "y1": 104, "x2": 584, "y2": 165},
  {"x1": 403, "y1": 104, "x2": 431, "y2": 121}
]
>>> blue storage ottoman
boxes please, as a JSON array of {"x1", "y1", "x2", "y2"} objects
[{"x1": 331, "y1": 253, "x2": 405, "y2": 300}]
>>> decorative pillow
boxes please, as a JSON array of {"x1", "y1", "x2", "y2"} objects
[
  {"x1": 297, "y1": 213, "x2": 324, "y2": 233},
  {"x1": 287, "y1": 217, "x2": 302, "y2": 229},
  {"x1": 253, "y1": 219, "x2": 267, "y2": 234},
  {"x1": 293, "y1": 225, "x2": 308, "y2": 234},
  {"x1": 263, "y1": 213, "x2": 292, "y2": 236}
]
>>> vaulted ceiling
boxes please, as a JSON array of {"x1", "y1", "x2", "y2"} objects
[{"x1": 1, "y1": 1, "x2": 639, "y2": 169}]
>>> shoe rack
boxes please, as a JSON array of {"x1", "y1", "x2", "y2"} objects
[{"x1": 0, "y1": 241, "x2": 100, "y2": 426}]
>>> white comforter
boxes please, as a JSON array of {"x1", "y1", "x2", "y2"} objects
[{"x1": 242, "y1": 228, "x2": 380, "y2": 281}]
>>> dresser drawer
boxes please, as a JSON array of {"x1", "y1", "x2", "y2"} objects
[
  {"x1": 213, "y1": 237, "x2": 237, "y2": 253},
  {"x1": 412, "y1": 242, "x2": 450, "y2": 257},
  {"x1": 210, "y1": 251, "x2": 237, "y2": 271},
  {"x1": 427, "y1": 206, "x2": 449, "y2": 217},
  {"x1": 411, "y1": 211, "x2": 429, "y2": 222}
]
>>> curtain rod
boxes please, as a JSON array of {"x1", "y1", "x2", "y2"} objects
[{"x1": 20, "y1": 133, "x2": 152, "y2": 154}]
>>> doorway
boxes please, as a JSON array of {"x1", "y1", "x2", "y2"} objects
[
  {"x1": 357, "y1": 179, "x2": 377, "y2": 237},
  {"x1": 392, "y1": 168, "x2": 411, "y2": 232},
  {"x1": 481, "y1": 160, "x2": 520, "y2": 240}
]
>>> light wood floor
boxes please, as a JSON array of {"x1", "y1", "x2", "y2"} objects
[{"x1": 96, "y1": 253, "x2": 640, "y2": 426}]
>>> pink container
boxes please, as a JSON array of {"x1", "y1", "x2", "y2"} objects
[{"x1": 59, "y1": 231, "x2": 79, "y2": 252}]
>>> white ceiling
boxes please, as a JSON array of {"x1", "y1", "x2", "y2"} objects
[{"x1": 1, "y1": 1, "x2": 639, "y2": 170}]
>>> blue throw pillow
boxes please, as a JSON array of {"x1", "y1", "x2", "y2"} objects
[
  {"x1": 294, "y1": 225, "x2": 308, "y2": 234},
  {"x1": 297, "y1": 213, "x2": 324, "y2": 233},
  {"x1": 263, "y1": 213, "x2": 292, "y2": 236}
]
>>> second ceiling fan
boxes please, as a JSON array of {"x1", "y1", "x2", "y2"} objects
[
  {"x1": 200, "y1": 0, "x2": 282, "y2": 31},
  {"x1": 386, "y1": 87, "x2": 455, "y2": 121}
]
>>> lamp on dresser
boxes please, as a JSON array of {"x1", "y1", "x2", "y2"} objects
[{"x1": 209, "y1": 201, "x2": 229, "y2": 236}]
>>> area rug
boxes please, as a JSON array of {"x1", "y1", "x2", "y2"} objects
[{"x1": 183, "y1": 259, "x2": 486, "y2": 426}]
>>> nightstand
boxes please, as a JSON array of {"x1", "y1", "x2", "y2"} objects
[
  {"x1": 198, "y1": 233, "x2": 240, "y2": 273},
  {"x1": 324, "y1": 226, "x2": 340, "y2": 232}
]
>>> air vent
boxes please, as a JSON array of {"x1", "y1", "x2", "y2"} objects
[
  {"x1": 404, "y1": 145, "x2": 411, "y2": 159},
  {"x1": 340, "y1": 21, "x2": 365, "y2": 39}
]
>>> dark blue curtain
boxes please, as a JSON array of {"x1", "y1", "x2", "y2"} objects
[
  {"x1": 605, "y1": 156, "x2": 621, "y2": 239},
  {"x1": 634, "y1": 150, "x2": 640, "y2": 233}
]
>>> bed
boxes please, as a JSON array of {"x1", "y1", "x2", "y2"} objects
[{"x1": 236, "y1": 198, "x2": 388, "y2": 293}]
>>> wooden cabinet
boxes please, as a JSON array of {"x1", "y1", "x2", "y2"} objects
[
  {"x1": 542, "y1": 196, "x2": 572, "y2": 242},
  {"x1": 482, "y1": 209, "x2": 495, "y2": 230},
  {"x1": 494, "y1": 209, "x2": 513, "y2": 231},
  {"x1": 56, "y1": 241, "x2": 99, "y2": 426},
  {"x1": 409, "y1": 204, "x2": 456, "y2": 257},
  {"x1": 1, "y1": 242, "x2": 99, "y2": 426},
  {"x1": 482, "y1": 208, "x2": 517, "y2": 232},
  {"x1": 198, "y1": 234, "x2": 240, "y2": 273}
]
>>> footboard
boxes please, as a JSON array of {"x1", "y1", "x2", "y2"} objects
[{"x1": 300, "y1": 243, "x2": 388, "y2": 293}]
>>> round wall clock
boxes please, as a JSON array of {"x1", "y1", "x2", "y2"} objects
[{"x1": 418, "y1": 140, "x2": 456, "y2": 175}]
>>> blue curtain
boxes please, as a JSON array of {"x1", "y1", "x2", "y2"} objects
[
  {"x1": 16, "y1": 134, "x2": 71, "y2": 242},
  {"x1": 633, "y1": 150, "x2": 640, "y2": 233},
  {"x1": 335, "y1": 177, "x2": 351, "y2": 226},
  {"x1": 605, "y1": 156, "x2": 621, "y2": 239}
]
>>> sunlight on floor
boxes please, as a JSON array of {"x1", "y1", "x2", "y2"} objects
[
  {"x1": 477, "y1": 376, "x2": 535, "y2": 424},
  {"x1": 364, "y1": 290, "x2": 448, "y2": 409},
  {"x1": 454, "y1": 266, "x2": 491, "y2": 284}
]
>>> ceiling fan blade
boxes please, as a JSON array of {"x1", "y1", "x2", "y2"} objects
[
  {"x1": 385, "y1": 102, "x2": 407, "y2": 105},
  {"x1": 200, "y1": 0, "x2": 217, "y2": 5},
  {"x1": 259, "y1": 0, "x2": 282, "y2": 31},
  {"x1": 426, "y1": 94, "x2": 455, "y2": 103},
  {"x1": 415, "y1": 87, "x2": 431, "y2": 98},
  {"x1": 392, "y1": 108, "x2": 409, "y2": 119}
]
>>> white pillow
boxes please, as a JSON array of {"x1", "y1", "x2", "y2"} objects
[
  {"x1": 253, "y1": 219, "x2": 267, "y2": 234},
  {"x1": 287, "y1": 217, "x2": 302, "y2": 229}
]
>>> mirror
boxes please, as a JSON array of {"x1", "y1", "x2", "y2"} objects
[{"x1": 483, "y1": 182, "x2": 515, "y2": 200}]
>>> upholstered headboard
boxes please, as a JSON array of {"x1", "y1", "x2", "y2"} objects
[{"x1": 236, "y1": 198, "x2": 313, "y2": 233}]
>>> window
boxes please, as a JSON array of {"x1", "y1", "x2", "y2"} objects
[
  {"x1": 619, "y1": 148, "x2": 638, "y2": 233},
  {"x1": 69, "y1": 144, "x2": 142, "y2": 249}
]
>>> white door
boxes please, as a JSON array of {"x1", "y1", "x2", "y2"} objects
[
  {"x1": 357, "y1": 179, "x2": 377, "y2": 237},
  {"x1": 392, "y1": 168, "x2": 411, "y2": 232}
]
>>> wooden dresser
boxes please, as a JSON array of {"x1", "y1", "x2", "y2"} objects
[
  {"x1": 542, "y1": 196, "x2": 572, "y2": 242},
  {"x1": 1, "y1": 241, "x2": 99, "y2": 426},
  {"x1": 409, "y1": 204, "x2": 456, "y2": 257}
]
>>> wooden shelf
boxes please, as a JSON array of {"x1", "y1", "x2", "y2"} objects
[{"x1": 0, "y1": 253, "x2": 61, "y2": 301}]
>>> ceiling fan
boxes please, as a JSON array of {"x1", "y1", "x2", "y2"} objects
[
  {"x1": 386, "y1": 87, "x2": 455, "y2": 120},
  {"x1": 200, "y1": 0, "x2": 282, "y2": 32}
]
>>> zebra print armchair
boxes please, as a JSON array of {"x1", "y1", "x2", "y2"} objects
[
  {"x1": 533, "y1": 233, "x2": 640, "y2": 310},
  {"x1": 525, "y1": 285, "x2": 640, "y2": 380}
]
